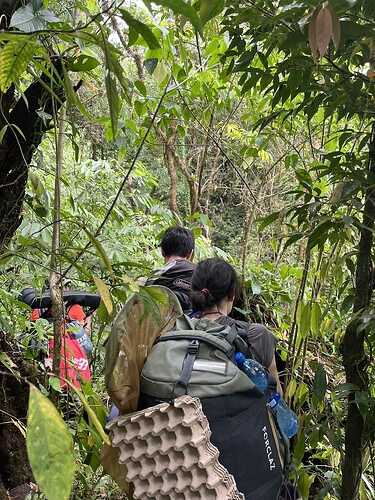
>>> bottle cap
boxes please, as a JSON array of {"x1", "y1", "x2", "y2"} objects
[{"x1": 235, "y1": 352, "x2": 245, "y2": 364}]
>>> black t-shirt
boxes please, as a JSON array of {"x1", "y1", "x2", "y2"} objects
[{"x1": 146, "y1": 259, "x2": 196, "y2": 311}]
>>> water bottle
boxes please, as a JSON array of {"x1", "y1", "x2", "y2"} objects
[
  {"x1": 67, "y1": 320, "x2": 93, "y2": 356},
  {"x1": 235, "y1": 352, "x2": 269, "y2": 393},
  {"x1": 268, "y1": 394, "x2": 299, "y2": 438}
]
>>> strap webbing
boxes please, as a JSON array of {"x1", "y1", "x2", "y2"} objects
[{"x1": 178, "y1": 339, "x2": 200, "y2": 388}]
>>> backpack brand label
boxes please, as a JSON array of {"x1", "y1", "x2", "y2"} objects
[{"x1": 262, "y1": 425, "x2": 276, "y2": 471}]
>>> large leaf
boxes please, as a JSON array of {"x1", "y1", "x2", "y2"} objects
[
  {"x1": 82, "y1": 227, "x2": 114, "y2": 276},
  {"x1": 10, "y1": 0, "x2": 60, "y2": 32},
  {"x1": 313, "y1": 363, "x2": 327, "y2": 401},
  {"x1": 27, "y1": 384, "x2": 74, "y2": 500},
  {"x1": 152, "y1": 0, "x2": 202, "y2": 34},
  {"x1": 199, "y1": 0, "x2": 225, "y2": 26},
  {"x1": 120, "y1": 9, "x2": 160, "y2": 49},
  {"x1": 0, "y1": 36, "x2": 36, "y2": 92},
  {"x1": 93, "y1": 275, "x2": 114, "y2": 316}
]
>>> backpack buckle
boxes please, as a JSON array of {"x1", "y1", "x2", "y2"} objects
[{"x1": 188, "y1": 339, "x2": 200, "y2": 354}]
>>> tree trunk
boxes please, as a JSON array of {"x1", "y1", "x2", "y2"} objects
[
  {"x1": 0, "y1": 60, "x2": 66, "y2": 253},
  {"x1": 341, "y1": 122, "x2": 375, "y2": 499}
]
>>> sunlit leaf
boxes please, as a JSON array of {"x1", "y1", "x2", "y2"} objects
[
  {"x1": 27, "y1": 384, "x2": 74, "y2": 499},
  {"x1": 0, "y1": 37, "x2": 36, "y2": 92},
  {"x1": 93, "y1": 275, "x2": 114, "y2": 316}
]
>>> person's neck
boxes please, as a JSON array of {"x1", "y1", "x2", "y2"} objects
[
  {"x1": 164, "y1": 255, "x2": 187, "y2": 264},
  {"x1": 202, "y1": 309, "x2": 226, "y2": 321}
]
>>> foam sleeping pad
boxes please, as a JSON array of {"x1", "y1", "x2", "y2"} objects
[{"x1": 19, "y1": 288, "x2": 101, "y2": 309}]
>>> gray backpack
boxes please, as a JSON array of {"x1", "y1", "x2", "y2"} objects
[
  {"x1": 140, "y1": 314, "x2": 255, "y2": 400},
  {"x1": 140, "y1": 314, "x2": 292, "y2": 499}
]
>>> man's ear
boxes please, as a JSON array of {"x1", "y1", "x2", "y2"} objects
[{"x1": 186, "y1": 249, "x2": 194, "y2": 261}]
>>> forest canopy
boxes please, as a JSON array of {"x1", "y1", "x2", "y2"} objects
[{"x1": 0, "y1": 0, "x2": 374, "y2": 499}]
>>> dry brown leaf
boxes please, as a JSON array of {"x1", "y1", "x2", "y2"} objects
[
  {"x1": 316, "y1": 5, "x2": 333, "y2": 61},
  {"x1": 308, "y1": 5, "x2": 322, "y2": 63},
  {"x1": 326, "y1": 2, "x2": 341, "y2": 50}
]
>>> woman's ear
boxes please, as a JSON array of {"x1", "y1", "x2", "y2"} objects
[{"x1": 227, "y1": 287, "x2": 236, "y2": 302}]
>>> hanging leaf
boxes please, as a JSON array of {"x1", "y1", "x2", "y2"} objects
[
  {"x1": 0, "y1": 36, "x2": 36, "y2": 92},
  {"x1": 27, "y1": 384, "x2": 74, "y2": 500},
  {"x1": 316, "y1": 6, "x2": 332, "y2": 60},
  {"x1": 309, "y1": 3, "x2": 340, "y2": 62},
  {"x1": 308, "y1": 5, "x2": 321, "y2": 63},
  {"x1": 93, "y1": 275, "x2": 114, "y2": 316},
  {"x1": 81, "y1": 226, "x2": 114, "y2": 276},
  {"x1": 105, "y1": 72, "x2": 119, "y2": 139},
  {"x1": 325, "y1": 3, "x2": 340, "y2": 50},
  {"x1": 299, "y1": 302, "x2": 311, "y2": 339},
  {"x1": 120, "y1": 9, "x2": 160, "y2": 49},
  {"x1": 311, "y1": 301, "x2": 321, "y2": 338},
  {"x1": 313, "y1": 363, "x2": 327, "y2": 401}
]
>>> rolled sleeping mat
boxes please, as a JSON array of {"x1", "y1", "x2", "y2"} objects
[{"x1": 19, "y1": 288, "x2": 101, "y2": 309}]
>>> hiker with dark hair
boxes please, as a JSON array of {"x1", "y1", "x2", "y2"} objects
[
  {"x1": 145, "y1": 226, "x2": 196, "y2": 312},
  {"x1": 191, "y1": 257, "x2": 283, "y2": 395}
]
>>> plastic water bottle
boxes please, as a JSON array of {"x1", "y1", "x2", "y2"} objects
[
  {"x1": 268, "y1": 394, "x2": 299, "y2": 438},
  {"x1": 67, "y1": 321, "x2": 93, "y2": 356},
  {"x1": 235, "y1": 352, "x2": 269, "y2": 393}
]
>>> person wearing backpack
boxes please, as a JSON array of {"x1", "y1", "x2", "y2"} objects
[
  {"x1": 143, "y1": 226, "x2": 196, "y2": 313},
  {"x1": 29, "y1": 278, "x2": 93, "y2": 388},
  {"x1": 190, "y1": 257, "x2": 283, "y2": 395},
  {"x1": 138, "y1": 258, "x2": 295, "y2": 498}
]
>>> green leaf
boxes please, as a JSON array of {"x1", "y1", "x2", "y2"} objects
[
  {"x1": 299, "y1": 302, "x2": 311, "y2": 339},
  {"x1": 0, "y1": 36, "x2": 36, "y2": 92},
  {"x1": 10, "y1": 0, "x2": 60, "y2": 32},
  {"x1": 257, "y1": 211, "x2": 280, "y2": 232},
  {"x1": 60, "y1": 380, "x2": 110, "y2": 445},
  {"x1": 82, "y1": 227, "x2": 114, "y2": 276},
  {"x1": 144, "y1": 57, "x2": 158, "y2": 75},
  {"x1": 153, "y1": 0, "x2": 202, "y2": 34},
  {"x1": 120, "y1": 9, "x2": 161, "y2": 49},
  {"x1": 105, "y1": 73, "x2": 119, "y2": 139},
  {"x1": 311, "y1": 301, "x2": 321, "y2": 338},
  {"x1": 27, "y1": 384, "x2": 74, "y2": 499},
  {"x1": 152, "y1": 61, "x2": 168, "y2": 85},
  {"x1": 313, "y1": 363, "x2": 327, "y2": 401},
  {"x1": 138, "y1": 286, "x2": 169, "y2": 327},
  {"x1": 92, "y1": 275, "x2": 114, "y2": 316},
  {"x1": 67, "y1": 54, "x2": 100, "y2": 72}
]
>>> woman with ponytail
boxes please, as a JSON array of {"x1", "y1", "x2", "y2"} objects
[{"x1": 191, "y1": 257, "x2": 282, "y2": 394}]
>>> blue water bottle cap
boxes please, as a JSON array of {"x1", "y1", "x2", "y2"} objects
[{"x1": 235, "y1": 352, "x2": 245, "y2": 364}]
